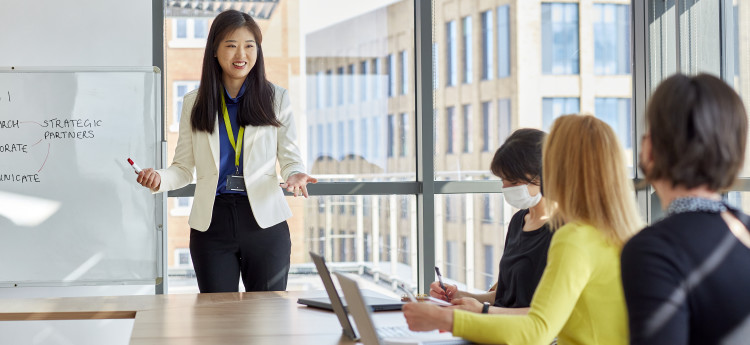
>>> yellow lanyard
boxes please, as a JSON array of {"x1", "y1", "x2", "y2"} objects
[{"x1": 220, "y1": 93, "x2": 244, "y2": 173}]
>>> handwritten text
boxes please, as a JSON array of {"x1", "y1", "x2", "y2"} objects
[
  {"x1": 0, "y1": 120, "x2": 19, "y2": 129},
  {"x1": 0, "y1": 143, "x2": 27, "y2": 153},
  {"x1": 43, "y1": 118, "x2": 102, "y2": 129},
  {"x1": 44, "y1": 130, "x2": 95, "y2": 140},
  {"x1": 0, "y1": 173, "x2": 40, "y2": 183}
]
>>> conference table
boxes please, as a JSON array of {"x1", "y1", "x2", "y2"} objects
[{"x1": 0, "y1": 291, "x2": 410, "y2": 344}]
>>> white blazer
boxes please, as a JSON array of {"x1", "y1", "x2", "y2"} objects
[{"x1": 155, "y1": 84, "x2": 306, "y2": 231}]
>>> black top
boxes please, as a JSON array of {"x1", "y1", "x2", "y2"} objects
[
  {"x1": 493, "y1": 209, "x2": 553, "y2": 308},
  {"x1": 621, "y1": 211, "x2": 750, "y2": 345}
]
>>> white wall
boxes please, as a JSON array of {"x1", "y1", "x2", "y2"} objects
[
  {"x1": 0, "y1": 0, "x2": 152, "y2": 67},
  {"x1": 0, "y1": 0, "x2": 155, "y2": 342}
]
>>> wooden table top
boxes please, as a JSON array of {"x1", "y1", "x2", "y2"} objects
[{"x1": 0, "y1": 291, "x2": 407, "y2": 345}]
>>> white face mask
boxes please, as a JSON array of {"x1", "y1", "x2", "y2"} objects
[{"x1": 502, "y1": 184, "x2": 542, "y2": 209}]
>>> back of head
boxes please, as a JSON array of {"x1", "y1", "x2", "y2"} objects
[
  {"x1": 645, "y1": 73, "x2": 748, "y2": 191},
  {"x1": 543, "y1": 115, "x2": 642, "y2": 245},
  {"x1": 491, "y1": 128, "x2": 546, "y2": 189}
]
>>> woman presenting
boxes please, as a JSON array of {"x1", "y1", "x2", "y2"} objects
[{"x1": 136, "y1": 9, "x2": 316, "y2": 293}]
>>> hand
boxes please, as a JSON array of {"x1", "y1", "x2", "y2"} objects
[
  {"x1": 279, "y1": 173, "x2": 318, "y2": 198},
  {"x1": 136, "y1": 168, "x2": 161, "y2": 190},
  {"x1": 449, "y1": 297, "x2": 483, "y2": 313},
  {"x1": 402, "y1": 302, "x2": 453, "y2": 332},
  {"x1": 429, "y1": 281, "x2": 457, "y2": 301}
]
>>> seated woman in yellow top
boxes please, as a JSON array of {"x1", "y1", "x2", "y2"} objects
[{"x1": 402, "y1": 115, "x2": 643, "y2": 345}]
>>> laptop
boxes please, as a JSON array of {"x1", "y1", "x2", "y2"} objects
[
  {"x1": 297, "y1": 252, "x2": 405, "y2": 313},
  {"x1": 334, "y1": 271, "x2": 470, "y2": 345}
]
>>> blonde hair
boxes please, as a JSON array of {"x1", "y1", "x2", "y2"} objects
[{"x1": 543, "y1": 115, "x2": 643, "y2": 246}]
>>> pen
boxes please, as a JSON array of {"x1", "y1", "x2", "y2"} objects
[
  {"x1": 434, "y1": 266, "x2": 447, "y2": 297},
  {"x1": 127, "y1": 158, "x2": 142, "y2": 173}
]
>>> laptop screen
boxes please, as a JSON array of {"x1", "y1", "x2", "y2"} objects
[{"x1": 309, "y1": 251, "x2": 359, "y2": 340}]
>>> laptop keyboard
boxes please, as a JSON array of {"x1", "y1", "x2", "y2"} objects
[{"x1": 377, "y1": 325, "x2": 422, "y2": 338}]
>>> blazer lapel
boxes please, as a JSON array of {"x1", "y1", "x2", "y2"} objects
[
  {"x1": 242, "y1": 125, "x2": 260, "y2": 165},
  {"x1": 208, "y1": 117, "x2": 220, "y2": 172}
]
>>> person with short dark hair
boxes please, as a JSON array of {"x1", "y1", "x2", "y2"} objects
[
  {"x1": 135, "y1": 10, "x2": 316, "y2": 293},
  {"x1": 622, "y1": 73, "x2": 750, "y2": 344},
  {"x1": 430, "y1": 128, "x2": 552, "y2": 315}
]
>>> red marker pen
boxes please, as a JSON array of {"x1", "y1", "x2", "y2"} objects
[{"x1": 127, "y1": 158, "x2": 142, "y2": 173}]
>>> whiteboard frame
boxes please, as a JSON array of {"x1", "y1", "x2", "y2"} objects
[{"x1": 0, "y1": 66, "x2": 166, "y2": 289}]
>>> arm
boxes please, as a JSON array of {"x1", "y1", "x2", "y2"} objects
[
  {"x1": 460, "y1": 291, "x2": 496, "y2": 303},
  {"x1": 621, "y1": 235, "x2": 689, "y2": 344},
  {"x1": 450, "y1": 297, "x2": 529, "y2": 315},
  {"x1": 275, "y1": 88, "x2": 306, "y2": 182},
  {"x1": 429, "y1": 281, "x2": 495, "y2": 303},
  {"x1": 139, "y1": 92, "x2": 197, "y2": 192},
  {"x1": 451, "y1": 228, "x2": 593, "y2": 345}
]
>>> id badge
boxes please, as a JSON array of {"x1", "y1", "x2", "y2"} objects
[{"x1": 226, "y1": 175, "x2": 246, "y2": 191}]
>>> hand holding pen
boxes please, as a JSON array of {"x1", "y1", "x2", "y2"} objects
[
  {"x1": 430, "y1": 267, "x2": 457, "y2": 302},
  {"x1": 129, "y1": 158, "x2": 161, "y2": 190}
]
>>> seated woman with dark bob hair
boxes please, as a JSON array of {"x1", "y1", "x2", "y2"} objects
[
  {"x1": 432, "y1": 128, "x2": 553, "y2": 315},
  {"x1": 622, "y1": 73, "x2": 750, "y2": 344}
]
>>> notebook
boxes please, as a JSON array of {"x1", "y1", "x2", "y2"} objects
[
  {"x1": 298, "y1": 252, "x2": 404, "y2": 312},
  {"x1": 334, "y1": 271, "x2": 471, "y2": 345}
]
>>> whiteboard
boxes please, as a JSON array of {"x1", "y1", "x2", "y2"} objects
[{"x1": 0, "y1": 67, "x2": 162, "y2": 285}]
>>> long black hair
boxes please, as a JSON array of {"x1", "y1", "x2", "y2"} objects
[{"x1": 191, "y1": 9, "x2": 281, "y2": 132}]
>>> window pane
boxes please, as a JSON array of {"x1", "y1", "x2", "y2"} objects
[
  {"x1": 542, "y1": 97, "x2": 579, "y2": 131},
  {"x1": 305, "y1": 1, "x2": 415, "y2": 181},
  {"x1": 497, "y1": 5, "x2": 510, "y2": 78},
  {"x1": 373, "y1": 57, "x2": 382, "y2": 100},
  {"x1": 337, "y1": 67, "x2": 345, "y2": 106},
  {"x1": 481, "y1": 10, "x2": 493, "y2": 80},
  {"x1": 678, "y1": 0, "x2": 721, "y2": 76},
  {"x1": 647, "y1": 0, "x2": 678, "y2": 90},
  {"x1": 462, "y1": 104, "x2": 472, "y2": 153},
  {"x1": 347, "y1": 64, "x2": 355, "y2": 104},
  {"x1": 433, "y1": 2, "x2": 631, "y2": 180},
  {"x1": 325, "y1": 70, "x2": 333, "y2": 107},
  {"x1": 400, "y1": 113, "x2": 408, "y2": 157},
  {"x1": 193, "y1": 19, "x2": 207, "y2": 39},
  {"x1": 401, "y1": 50, "x2": 408, "y2": 95},
  {"x1": 297, "y1": 194, "x2": 417, "y2": 289},
  {"x1": 435, "y1": 194, "x2": 507, "y2": 291},
  {"x1": 176, "y1": 18, "x2": 187, "y2": 39},
  {"x1": 446, "y1": 106, "x2": 455, "y2": 154},
  {"x1": 482, "y1": 101, "x2": 491, "y2": 152},
  {"x1": 462, "y1": 16, "x2": 473, "y2": 84},
  {"x1": 387, "y1": 114, "x2": 395, "y2": 158},
  {"x1": 595, "y1": 98, "x2": 632, "y2": 150},
  {"x1": 542, "y1": 3, "x2": 580, "y2": 75},
  {"x1": 594, "y1": 4, "x2": 631, "y2": 75},
  {"x1": 446, "y1": 20, "x2": 457, "y2": 86},
  {"x1": 497, "y1": 98, "x2": 511, "y2": 146}
]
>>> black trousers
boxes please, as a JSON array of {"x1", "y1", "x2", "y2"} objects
[{"x1": 190, "y1": 194, "x2": 291, "y2": 293}]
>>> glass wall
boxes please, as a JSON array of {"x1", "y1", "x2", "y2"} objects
[
  {"x1": 430, "y1": 0, "x2": 632, "y2": 293},
  {"x1": 433, "y1": 0, "x2": 633, "y2": 180},
  {"x1": 164, "y1": 0, "x2": 418, "y2": 294},
  {"x1": 434, "y1": 193, "x2": 509, "y2": 292},
  {"x1": 163, "y1": 0, "x2": 750, "y2": 294},
  {"x1": 644, "y1": 0, "x2": 750, "y2": 218}
]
